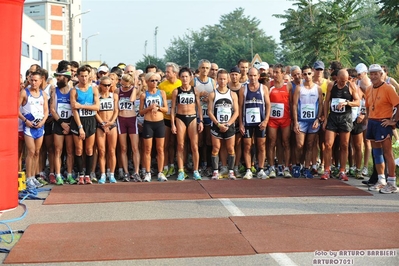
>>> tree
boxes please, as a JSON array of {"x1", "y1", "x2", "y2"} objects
[
  {"x1": 164, "y1": 8, "x2": 278, "y2": 69},
  {"x1": 377, "y1": 0, "x2": 399, "y2": 43},
  {"x1": 135, "y1": 55, "x2": 165, "y2": 72}
]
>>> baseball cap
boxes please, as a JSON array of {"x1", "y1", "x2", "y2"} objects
[
  {"x1": 54, "y1": 70, "x2": 72, "y2": 77},
  {"x1": 258, "y1": 62, "x2": 269, "y2": 70},
  {"x1": 230, "y1": 66, "x2": 240, "y2": 73},
  {"x1": 313, "y1": 60, "x2": 325, "y2": 70},
  {"x1": 355, "y1": 63, "x2": 368, "y2": 74},
  {"x1": 98, "y1": 66, "x2": 109, "y2": 73},
  {"x1": 368, "y1": 64, "x2": 383, "y2": 73}
]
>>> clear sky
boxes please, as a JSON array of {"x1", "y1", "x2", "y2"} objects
[{"x1": 82, "y1": 0, "x2": 296, "y2": 67}]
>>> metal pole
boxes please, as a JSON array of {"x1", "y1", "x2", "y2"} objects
[
  {"x1": 251, "y1": 38, "x2": 253, "y2": 59},
  {"x1": 70, "y1": 9, "x2": 90, "y2": 61},
  {"x1": 84, "y1": 32, "x2": 99, "y2": 65},
  {"x1": 154, "y1": 26, "x2": 158, "y2": 58},
  {"x1": 188, "y1": 42, "x2": 191, "y2": 68},
  {"x1": 144, "y1": 40, "x2": 147, "y2": 56}
]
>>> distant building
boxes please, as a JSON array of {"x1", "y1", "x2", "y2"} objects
[{"x1": 23, "y1": 0, "x2": 84, "y2": 71}]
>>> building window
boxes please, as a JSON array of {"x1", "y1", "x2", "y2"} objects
[
  {"x1": 22, "y1": 42, "x2": 29, "y2": 57},
  {"x1": 32, "y1": 47, "x2": 43, "y2": 66}
]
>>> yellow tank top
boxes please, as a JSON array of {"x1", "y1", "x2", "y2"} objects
[
  {"x1": 320, "y1": 79, "x2": 328, "y2": 100},
  {"x1": 158, "y1": 79, "x2": 182, "y2": 120}
]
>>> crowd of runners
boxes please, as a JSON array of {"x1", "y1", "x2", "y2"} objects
[{"x1": 18, "y1": 58, "x2": 399, "y2": 194}]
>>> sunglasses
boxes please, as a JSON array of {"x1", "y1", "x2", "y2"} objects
[
  {"x1": 303, "y1": 72, "x2": 312, "y2": 76},
  {"x1": 149, "y1": 79, "x2": 159, "y2": 83},
  {"x1": 315, "y1": 68, "x2": 323, "y2": 71},
  {"x1": 101, "y1": 83, "x2": 111, "y2": 87}
]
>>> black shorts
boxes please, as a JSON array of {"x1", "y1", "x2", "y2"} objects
[
  {"x1": 210, "y1": 123, "x2": 235, "y2": 139},
  {"x1": 244, "y1": 126, "x2": 266, "y2": 138},
  {"x1": 52, "y1": 118, "x2": 72, "y2": 135},
  {"x1": 351, "y1": 121, "x2": 366, "y2": 135},
  {"x1": 44, "y1": 120, "x2": 53, "y2": 136},
  {"x1": 164, "y1": 119, "x2": 171, "y2": 128},
  {"x1": 326, "y1": 113, "x2": 353, "y2": 133},
  {"x1": 70, "y1": 116, "x2": 96, "y2": 137},
  {"x1": 97, "y1": 122, "x2": 117, "y2": 132},
  {"x1": 143, "y1": 120, "x2": 165, "y2": 139}
]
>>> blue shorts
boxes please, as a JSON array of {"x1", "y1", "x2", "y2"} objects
[
  {"x1": 298, "y1": 120, "x2": 319, "y2": 134},
  {"x1": 366, "y1": 119, "x2": 393, "y2": 142},
  {"x1": 24, "y1": 125, "x2": 45, "y2": 140}
]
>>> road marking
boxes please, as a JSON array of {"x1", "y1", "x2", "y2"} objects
[
  {"x1": 218, "y1": 198, "x2": 245, "y2": 216},
  {"x1": 270, "y1": 253, "x2": 298, "y2": 266}
]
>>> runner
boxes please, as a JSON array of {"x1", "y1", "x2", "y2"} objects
[
  {"x1": 208, "y1": 69, "x2": 239, "y2": 180},
  {"x1": 170, "y1": 67, "x2": 203, "y2": 181}
]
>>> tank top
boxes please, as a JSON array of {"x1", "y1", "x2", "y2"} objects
[
  {"x1": 118, "y1": 87, "x2": 134, "y2": 111},
  {"x1": 21, "y1": 88, "x2": 45, "y2": 125},
  {"x1": 297, "y1": 83, "x2": 319, "y2": 122},
  {"x1": 213, "y1": 88, "x2": 234, "y2": 125},
  {"x1": 158, "y1": 79, "x2": 182, "y2": 119},
  {"x1": 144, "y1": 89, "x2": 163, "y2": 108},
  {"x1": 134, "y1": 99, "x2": 144, "y2": 124},
  {"x1": 99, "y1": 93, "x2": 114, "y2": 112},
  {"x1": 269, "y1": 83, "x2": 290, "y2": 120},
  {"x1": 176, "y1": 86, "x2": 196, "y2": 105},
  {"x1": 194, "y1": 76, "x2": 215, "y2": 119},
  {"x1": 55, "y1": 87, "x2": 72, "y2": 119},
  {"x1": 243, "y1": 83, "x2": 265, "y2": 126},
  {"x1": 76, "y1": 86, "x2": 96, "y2": 117},
  {"x1": 329, "y1": 81, "x2": 352, "y2": 115}
]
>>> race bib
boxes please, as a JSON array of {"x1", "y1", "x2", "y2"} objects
[
  {"x1": 79, "y1": 108, "x2": 95, "y2": 117},
  {"x1": 179, "y1": 93, "x2": 195, "y2": 105},
  {"x1": 217, "y1": 107, "x2": 232, "y2": 123},
  {"x1": 246, "y1": 107, "x2": 261, "y2": 123},
  {"x1": 57, "y1": 103, "x2": 72, "y2": 119},
  {"x1": 146, "y1": 96, "x2": 161, "y2": 107},
  {"x1": 202, "y1": 103, "x2": 209, "y2": 118},
  {"x1": 270, "y1": 103, "x2": 284, "y2": 118},
  {"x1": 166, "y1": 100, "x2": 172, "y2": 115},
  {"x1": 331, "y1": 98, "x2": 345, "y2": 113},
  {"x1": 300, "y1": 104, "x2": 316, "y2": 119},
  {"x1": 351, "y1": 106, "x2": 359, "y2": 122},
  {"x1": 119, "y1": 98, "x2": 133, "y2": 111},
  {"x1": 100, "y1": 98, "x2": 114, "y2": 111}
]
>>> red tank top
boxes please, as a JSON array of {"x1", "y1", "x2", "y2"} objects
[{"x1": 269, "y1": 83, "x2": 290, "y2": 120}]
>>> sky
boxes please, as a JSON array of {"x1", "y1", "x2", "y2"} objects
[{"x1": 82, "y1": 0, "x2": 296, "y2": 67}]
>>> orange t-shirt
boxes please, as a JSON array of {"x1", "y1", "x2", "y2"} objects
[{"x1": 365, "y1": 83, "x2": 399, "y2": 119}]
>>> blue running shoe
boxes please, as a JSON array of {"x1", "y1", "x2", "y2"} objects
[
  {"x1": 303, "y1": 168, "x2": 313, "y2": 179},
  {"x1": 292, "y1": 165, "x2": 301, "y2": 178},
  {"x1": 177, "y1": 171, "x2": 185, "y2": 181},
  {"x1": 193, "y1": 170, "x2": 202, "y2": 181}
]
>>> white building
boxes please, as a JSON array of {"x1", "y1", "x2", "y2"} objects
[{"x1": 23, "y1": 0, "x2": 84, "y2": 71}]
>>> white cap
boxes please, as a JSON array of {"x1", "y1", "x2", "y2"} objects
[
  {"x1": 98, "y1": 66, "x2": 109, "y2": 73},
  {"x1": 355, "y1": 63, "x2": 368, "y2": 74},
  {"x1": 369, "y1": 64, "x2": 383, "y2": 73},
  {"x1": 258, "y1": 62, "x2": 269, "y2": 70}
]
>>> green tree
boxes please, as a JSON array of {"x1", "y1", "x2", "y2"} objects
[
  {"x1": 164, "y1": 8, "x2": 278, "y2": 69},
  {"x1": 135, "y1": 56, "x2": 165, "y2": 72},
  {"x1": 377, "y1": 0, "x2": 399, "y2": 43}
]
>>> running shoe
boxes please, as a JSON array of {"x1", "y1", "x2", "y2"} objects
[
  {"x1": 98, "y1": 174, "x2": 106, "y2": 184},
  {"x1": 355, "y1": 169, "x2": 364, "y2": 180},
  {"x1": 317, "y1": 166, "x2": 324, "y2": 175},
  {"x1": 234, "y1": 166, "x2": 242, "y2": 178},
  {"x1": 292, "y1": 165, "x2": 301, "y2": 178},
  {"x1": 109, "y1": 174, "x2": 117, "y2": 183},
  {"x1": 26, "y1": 178, "x2": 36, "y2": 190},
  {"x1": 162, "y1": 168, "x2": 170, "y2": 178},
  {"x1": 243, "y1": 169, "x2": 253, "y2": 180},
  {"x1": 228, "y1": 171, "x2": 236, "y2": 180},
  {"x1": 257, "y1": 169, "x2": 268, "y2": 179},
  {"x1": 303, "y1": 168, "x2": 313, "y2": 179},
  {"x1": 158, "y1": 172, "x2": 168, "y2": 182},
  {"x1": 78, "y1": 176, "x2": 85, "y2": 185},
  {"x1": 311, "y1": 167, "x2": 318, "y2": 175},
  {"x1": 131, "y1": 173, "x2": 142, "y2": 182},
  {"x1": 320, "y1": 171, "x2": 330, "y2": 180},
  {"x1": 277, "y1": 165, "x2": 284, "y2": 177},
  {"x1": 269, "y1": 168, "x2": 276, "y2": 178},
  {"x1": 348, "y1": 167, "x2": 356, "y2": 177},
  {"x1": 250, "y1": 166, "x2": 257, "y2": 174},
  {"x1": 90, "y1": 172, "x2": 97, "y2": 183},
  {"x1": 212, "y1": 171, "x2": 220, "y2": 180},
  {"x1": 339, "y1": 172, "x2": 349, "y2": 181},
  {"x1": 219, "y1": 166, "x2": 229, "y2": 178},
  {"x1": 123, "y1": 173, "x2": 130, "y2": 182},
  {"x1": 369, "y1": 179, "x2": 387, "y2": 191},
  {"x1": 177, "y1": 171, "x2": 185, "y2": 181},
  {"x1": 49, "y1": 173, "x2": 56, "y2": 184},
  {"x1": 32, "y1": 177, "x2": 44, "y2": 188},
  {"x1": 331, "y1": 167, "x2": 340, "y2": 178},
  {"x1": 67, "y1": 174, "x2": 77, "y2": 184},
  {"x1": 118, "y1": 169, "x2": 124, "y2": 180},
  {"x1": 193, "y1": 170, "x2": 202, "y2": 181},
  {"x1": 283, "y1": 167, "x2": 292, "y2": 178},
  {"x1": 55, "y1": 175, "x2": 64, "y2": 185},
  {"x1": 379, "y1": 183, "x2": 398, "y2": 194},
  {"x1": 144, "y1": 173, "x2": 152, "y2": 182},
  {"x1": 361, "y1": 166, "x2": 369, "y2": 177},
  {"x1": 36, "y1": 177, "x2": 48, "y2": 186},
  {"x1": 238, "y1": 164, "x2": 246, "y2": 173},
  {"x1": 167, "y1": 165, "x2": 176, "y2": 176},
  {"x1": 84, "y1": 175, "x2": 92, "y2": 184}
]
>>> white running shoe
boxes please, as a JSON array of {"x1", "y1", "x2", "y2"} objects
[
  {"x1": 257, "y1": 169, "x2": 268, "y2": 179},
  {"x1": 243, "y1": 170, "x2": 253, "y2": 180}
]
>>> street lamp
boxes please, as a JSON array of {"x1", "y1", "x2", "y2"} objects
[
  {"x1": 154, "y1": 26, "x2": 158, "y2": 58},
  {"x1": 85, "y1": 32, "x2": 99, "y2": 64},
  {"x1": 69, "y1": 9, "x2": 90, "y2": 61}
]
